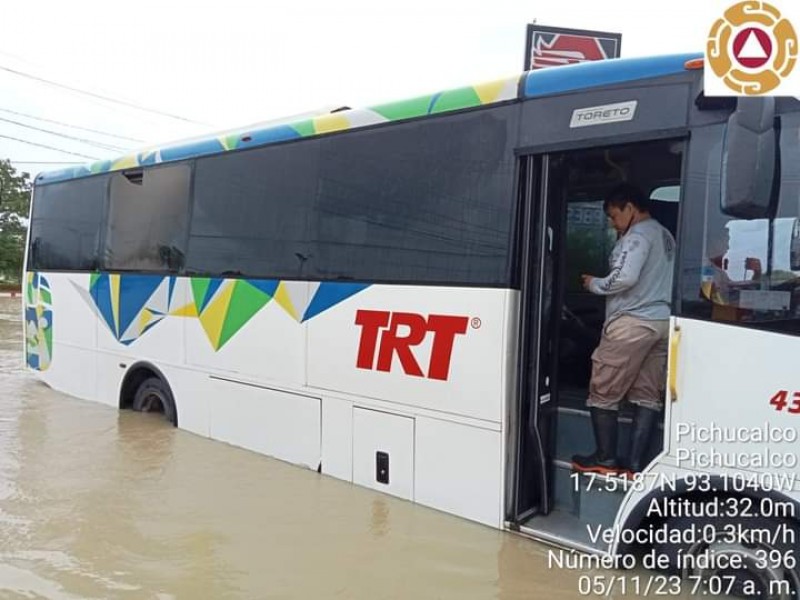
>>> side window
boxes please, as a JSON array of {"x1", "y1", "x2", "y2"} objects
[
  {"x1": 648, "y1": 185, "x2": 681, "y2": 236},
  {"x1": 311, "y1": 107, "x2": 518, "y2": 285},
  {"x1": 680, "y1": 119, "x2": 800, "y2": 335},
  {"x1": 104, "y1": 165, "x2": 191, "y2": 272},
  {"x1": 184, "y1": 107, "x2": 517, "y2": 285},
  {"x1": 29, "y1": 176, "x2": 108, "y2": 271},
  {"x1": 186, "y1": 142, "x2": 317, "y2": 279}
]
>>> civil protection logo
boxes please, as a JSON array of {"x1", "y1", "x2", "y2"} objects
[{"x1": 706, "y1": 1, "x2": 798, "y2": 95}]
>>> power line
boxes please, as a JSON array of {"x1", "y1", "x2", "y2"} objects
[
  {"x1": 0, "y1": 106, "x2": 144, "y2": 143},
  {"x1": 10, "y1": 160, "x2": 84, "y2": 165},
  {"x1": 0, "y1": 115, "x2": 129, "y2": 152},
  {"x1": 0, "y1": 134, "x2": 98, "y2": 159},
  {"x1": 0, "y1": 63, "x2": 211, "y2": 126}
]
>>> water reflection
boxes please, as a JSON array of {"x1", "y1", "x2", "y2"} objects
[{"x1": 370, "y1": 498, "x2": 390, "y2": 538}]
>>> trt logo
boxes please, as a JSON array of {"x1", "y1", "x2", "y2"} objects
[{"x1": 354, "y1": 310, "x2": 470, "y2": 381}]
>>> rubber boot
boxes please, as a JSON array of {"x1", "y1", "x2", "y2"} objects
[
  {"x1": 625, "y1": 404, "x2": 660, "y2": 476},
  {"x1": 572, "y1": 408, "x2": 622, "y2": 475}
]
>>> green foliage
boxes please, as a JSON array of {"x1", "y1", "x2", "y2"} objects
[{"x1": 0, "y1": 159, "x2": 32, "y2": 284}]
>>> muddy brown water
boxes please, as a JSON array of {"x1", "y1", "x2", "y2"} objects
[{"x1": 2, "y1": 296, "x2": 711, "y2": 599}]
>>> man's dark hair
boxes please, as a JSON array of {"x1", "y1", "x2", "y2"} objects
[{"x1": 603, "y1": 183, "x2": 649, "y2": 213}]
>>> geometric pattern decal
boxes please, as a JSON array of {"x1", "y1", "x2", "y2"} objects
[
  {"x1": 89, "y1": 274, "x2": 178, "y2": 345},
  {"x1": 191, "y1": 278, "x2": 279, "y2": 351},
  {"x1": 25, "y1": 273, "x2": 53, "y2": 371},
  {"x1": 74, "y1": 274, "x2": 369, "y2": 351},
  {"x1": 304, "y1": 282, "x2": 370, "y2": 321},
  {"x1": 35, "y1": 74, "x2": 521, "y2": 185}
]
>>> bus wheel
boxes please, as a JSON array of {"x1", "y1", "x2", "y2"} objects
[
  {"x1": 132, "y1": 376, "x2": 177, "y2": 427},
  {"x1": 654, "y1": 506, "x2": 799, "y2": 600}
]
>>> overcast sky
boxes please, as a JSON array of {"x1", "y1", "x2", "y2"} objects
[{"x1": 0, "y1": 0, "x2": 710, "y2": 178}]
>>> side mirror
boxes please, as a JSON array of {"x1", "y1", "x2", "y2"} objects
[{"x1": 721, "y1": 97, "x2": 777, "y2": 219}]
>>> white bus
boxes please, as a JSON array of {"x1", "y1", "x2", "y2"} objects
[{"x1": 24, "y1": 53, "x2": 800, "y2": 596}]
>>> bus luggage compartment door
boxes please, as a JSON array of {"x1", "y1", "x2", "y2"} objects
[{"x1": 353, "y1": 407, "x2": 414, "y2": 501}]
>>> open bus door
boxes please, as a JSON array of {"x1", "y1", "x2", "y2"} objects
[
  {"x1": 511, "y1": 139, "x2": 684, "y2": 546},
  {"x1": 510, "y1": 155, "x2": 557, "y2": 524}
]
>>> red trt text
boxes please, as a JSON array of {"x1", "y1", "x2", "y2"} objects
[{"x1": 354, "y1": 310, "x2": 469, "y2": 381}]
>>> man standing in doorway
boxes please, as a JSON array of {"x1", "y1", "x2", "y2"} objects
[{"x1": 572, "y1": 183, "x2": 675, "y2": 476}]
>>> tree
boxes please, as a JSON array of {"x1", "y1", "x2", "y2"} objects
[{"x1": 0, "y1": 159, "x2": 32, "y2": 285}]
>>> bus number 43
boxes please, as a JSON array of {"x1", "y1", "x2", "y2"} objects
[{"x1": 769, "y1": 390, "x2": 800, "y2": 414}]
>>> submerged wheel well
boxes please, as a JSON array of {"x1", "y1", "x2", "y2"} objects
[{"x1": 119, "y1": 363, "x2": 177, "y2": 426}]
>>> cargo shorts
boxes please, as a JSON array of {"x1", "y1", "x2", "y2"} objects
[{"x1": 587, "y1": 315, "x2": 670, "y2": 411}]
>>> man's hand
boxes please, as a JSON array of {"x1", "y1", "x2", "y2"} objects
[{"x1": 581, "y1": 274, "x2": 595, "y2": 290}]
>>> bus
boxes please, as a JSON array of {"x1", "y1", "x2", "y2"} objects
[{"x1": 24, "y1": 53, "x2": 800, "y2": 595}]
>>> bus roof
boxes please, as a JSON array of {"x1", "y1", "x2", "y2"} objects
[{"x1": 35, "y1": 52, "x2": 701, "y2": 186}]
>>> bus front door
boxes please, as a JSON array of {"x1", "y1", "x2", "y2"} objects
[
  {"x1": 511, "y1": 155, "x2": 558, "y2": 524},
  {"x1": 514, "y1": 139, "x2": 683, "y2": 547}
]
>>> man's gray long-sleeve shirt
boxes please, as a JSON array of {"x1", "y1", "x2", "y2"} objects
[{"x1": 588, "y1": 218, "x2": 676, "y2": 321}]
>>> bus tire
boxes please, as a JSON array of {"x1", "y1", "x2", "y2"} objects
[
  {"x1": 132, "y1": 376, "x2": 177, "y2": 427},
  {"x1": 653, "y1": 501, "x2": 799, "y2": 600}
]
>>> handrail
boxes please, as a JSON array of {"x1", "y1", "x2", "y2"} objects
[{"x1": 669, "y1": 324, "x2": 682, "y2": 401}]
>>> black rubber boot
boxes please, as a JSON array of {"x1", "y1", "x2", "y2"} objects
[
  {"x1": 572, "y1": 408, "x2": 622, "y2": 475},
  {"x1": 625, "y1": 405, "x2": 660, "y2": 475}
]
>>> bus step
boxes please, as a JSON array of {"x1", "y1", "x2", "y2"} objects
[
  {"x1": 551, "y1": 460, "x2": 626, "y2": 527},
  {"x1": 553, "y1": 406, "x2": 662, "y2": 464}
]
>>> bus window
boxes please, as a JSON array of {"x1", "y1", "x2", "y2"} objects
[
  {"x1": 105, "y1": 165, "x2": 191, "y2": 272},
  {"x1": 649, "y1": 185, "x2": 680, "y2": 202},
  {"x1": 312, "y1": 108, "x2": 518, "y2": 285},
  {"x1": 186, "y1": 142, "x2": 318, "y2": 280},
  {"x1": 29, "y1": 175, "x2": 108, "y2": 271},
  {"x1": 680, "y1": 117, "x2": 800, "y2": 334},
  {"x1": 647, "y1": 187, "x2": 680, "y2": 237}
]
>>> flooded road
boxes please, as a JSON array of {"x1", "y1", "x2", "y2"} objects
[{"x1": 0, "y1": 296, "x2": 692, "y2": 599}]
